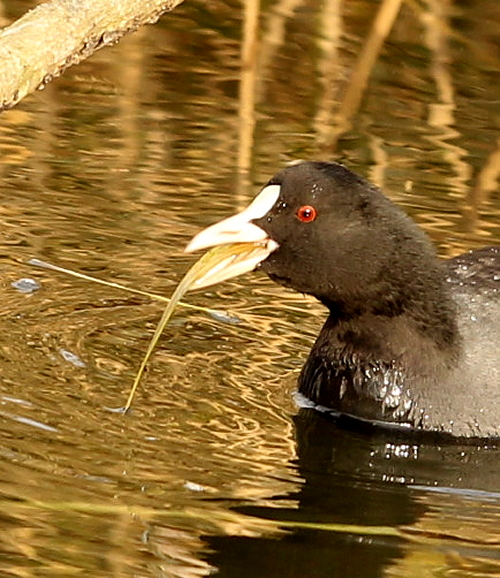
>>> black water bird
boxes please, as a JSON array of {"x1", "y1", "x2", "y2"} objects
[{"x1": 187, "y1": 161, "x2": 500, "y2": 439}]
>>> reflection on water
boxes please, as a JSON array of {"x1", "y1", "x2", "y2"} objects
[
  {"x1": 0, "y1": 0, "x2": 499, "y2": 576},
  {"x1": 204, "y1": 412, "x2": 500, "y2": 578}
]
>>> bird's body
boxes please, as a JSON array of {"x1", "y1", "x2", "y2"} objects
[
  {"x1": 187, "y1": 161, "x2": 500, "y2": 439},
  {"x1": 298, "y1": 246, "x2": 500, "y2": 437}
]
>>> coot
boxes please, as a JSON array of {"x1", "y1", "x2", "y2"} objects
[{"x1": 187, "y1": 161, "x2": 500, "y2": 438}]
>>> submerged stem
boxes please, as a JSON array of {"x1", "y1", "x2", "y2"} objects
[
  {"x1": 29, "y1": 258, "x2": 223, "y2": 315},
  {"x1": 123, "y1": 243, "x2": 270, "y2": 410}
]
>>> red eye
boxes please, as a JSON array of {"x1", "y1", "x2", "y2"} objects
[{"x1": 296, "y1": 205, "x2": 317, "y2": 223}]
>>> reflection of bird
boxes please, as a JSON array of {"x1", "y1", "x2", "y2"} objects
[{"x1": 187, "y1": 161, "x2": 500, "y2": 438}]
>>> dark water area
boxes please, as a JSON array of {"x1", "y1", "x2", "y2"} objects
[{"x1": 1, "y1": 0, "x2": 500, "y2": 576}]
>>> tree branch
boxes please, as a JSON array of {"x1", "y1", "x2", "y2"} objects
[{"x1": 0, "y1": 0, "x2": 185, "y2": 111}]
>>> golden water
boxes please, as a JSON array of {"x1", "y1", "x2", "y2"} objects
[{"x1": 0, "y1": 0, "x2": 499, "y2": 576}]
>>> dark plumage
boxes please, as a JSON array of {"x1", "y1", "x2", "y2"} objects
[{"x1": 188, "y1": 161, "x2": 500, "y2": 438}]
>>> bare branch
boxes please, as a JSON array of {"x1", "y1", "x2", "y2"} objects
[{"x1": 0, "y1": 0, "x2": 185, "y2": 111}]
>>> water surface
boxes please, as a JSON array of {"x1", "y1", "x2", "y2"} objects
[{"x1": 1, "y1": 0, "x2": 500, "y2": 576}]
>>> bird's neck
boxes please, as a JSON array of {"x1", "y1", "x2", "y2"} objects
[{"x1": 317, "y1": 257, "x2": 461, "y2": 351}]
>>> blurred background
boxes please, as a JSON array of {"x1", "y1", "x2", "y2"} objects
[{"x1": 0, "y1": 0, "x2": 499, "y2": 576}]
